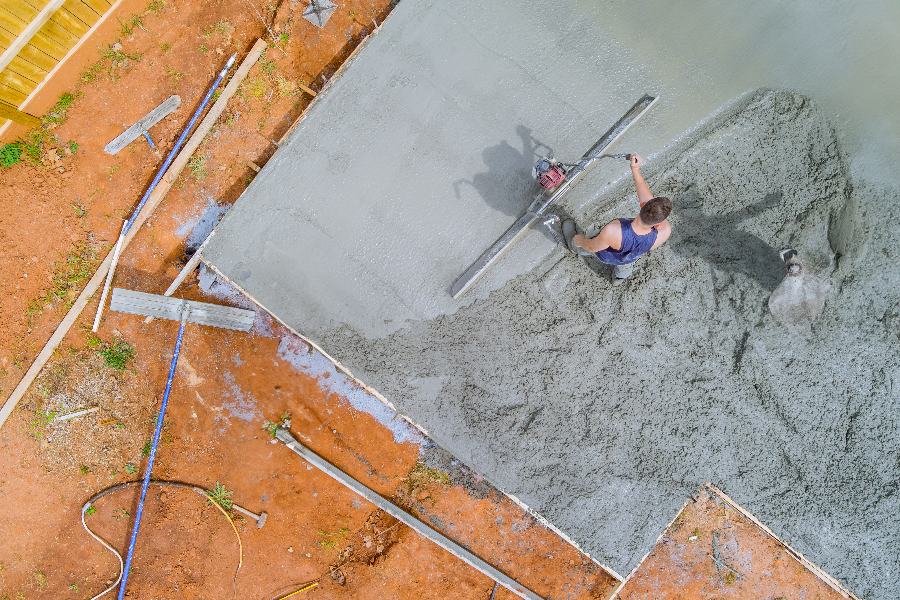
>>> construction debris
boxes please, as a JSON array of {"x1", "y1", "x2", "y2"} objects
[{"x1": 303, "y1": 0, "x2": 338, "y2": 28}]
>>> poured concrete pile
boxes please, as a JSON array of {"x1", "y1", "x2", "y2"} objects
[{"x1": 211, "y1": 89, "x2": 898, "y2": 598}]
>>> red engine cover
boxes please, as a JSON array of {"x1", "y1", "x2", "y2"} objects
[{"x1": 539, "y1": 165, "x2": 567, "y2": 189}]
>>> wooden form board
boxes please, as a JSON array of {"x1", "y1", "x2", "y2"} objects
[
  {"x1": 0, "y1": 0, "x2": 114, "y2": 125},
  {"x1": 0, "y1": 39, "x2": 267, "y2": 431},
  {"x1": 609, "y1": 483, "x2": 861, "y2": 600}
]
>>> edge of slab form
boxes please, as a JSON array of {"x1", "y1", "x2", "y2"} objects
[
  {"x1": 610, "y1": 483, "x2": 862, "y2": 600},
  {"x1": 198, "y1": 256, "x2": 625, "y2": 584}
]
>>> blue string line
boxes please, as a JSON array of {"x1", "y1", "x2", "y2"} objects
[
  {"x1": 123, "y1": 53, "x2": 236, "y2": 236},
  {"x1": 117, "y1": 316, "x2": 187, "y2": 598}
]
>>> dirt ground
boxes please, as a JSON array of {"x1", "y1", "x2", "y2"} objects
[
  {"x1": 614, "y1": 486, "x2": 851, "y2": 600},
  {"x1": 0, "y1": 1, "x2": 619, "y2": 598}
]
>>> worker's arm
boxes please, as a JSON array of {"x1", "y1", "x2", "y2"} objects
[
  {"x1": 573, "y1": 220, "x2": 622, "y2": 253},
  {"x1": 651, "y1": 220, "x2": 672, "y2": 250},
  {"x1": 630, "y1": 154, "x2": 654, "y2": 207}
]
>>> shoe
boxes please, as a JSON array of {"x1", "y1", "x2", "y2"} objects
[
  {"x1": 612, "y1": 262, "x2": 634, "y2": 282},
  {"x1": 562, "y1": 219, "x2": 579, "y2": 253}
]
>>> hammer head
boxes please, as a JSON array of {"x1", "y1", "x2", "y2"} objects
[{"x1": 256, "y1": 511, "x2": 268, "y2": 528}]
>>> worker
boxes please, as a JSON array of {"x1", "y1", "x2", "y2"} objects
[{"x1": 562, "y1": 154, "x2": 672, "y2": 281}]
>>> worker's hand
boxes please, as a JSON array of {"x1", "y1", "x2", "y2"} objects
[{"x1": 629, "y1": 153, "x2": 643, "y2": 170}]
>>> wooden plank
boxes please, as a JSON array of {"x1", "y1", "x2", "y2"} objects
[
  {"x1": 0, "y1": 69, "x2": 34, "y2": 95},
  {"x1": 44, "y1": 11, "x2": 87, "y2": 42},
  {"x1": 21, "y1": 0, "x2": 54, "y2": 11},
  {"x1": 2, "y1": 1, "x2": 41, "y2": 24},
  {"x1": 0, "y1": 100, "x2": 40, "y2": 126},
  {"x1": 49, "y1": 6, "x2": 89, "y2": 36},
  {"x1": 0, "y1": 0, "x2": 120, "y2": 138},
  {"x1": 78, "y1": 0, "x2": 108, "y2": 14},
  {"x1": 7, "y1": 54, "x2": 47, "y2": 83},
  {"x1": 0, "y1": 40, "x2": 267, "y2": 431},
  {"x1": 25, "y1": 33, "x2": 66, "y2": 60},
  {"x1": 0, "y1": 10, "x2": 29, "y2": 37},
  {"x1": 0, "y1": 82, "x2": 27, "y2": 105},
  {"x1": 17, "y1": 43, "x2": 57, "y2": 72},
  {"x1": 61, "y1": 0, "x2": 99, "y2": 27}
]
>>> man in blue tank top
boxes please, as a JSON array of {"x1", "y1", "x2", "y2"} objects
[{"x1": 562, "y1": 154, "x2": 672, "y2": 281}]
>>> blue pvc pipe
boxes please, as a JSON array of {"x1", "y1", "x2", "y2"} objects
[
  {"x1": 123, "y1": 53, "x2": 236, "y2": 235},
  {"x1": 117, "y1": 316, "x2": 188, "y2": 598}
]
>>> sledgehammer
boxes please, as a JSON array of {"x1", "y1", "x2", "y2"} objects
[{"x1": 233, "y1": 504, "x2": 268, "y2": 528}]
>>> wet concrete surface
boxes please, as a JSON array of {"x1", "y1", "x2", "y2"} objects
[
  {"x1": 312, "y1": 90, "x2": 900, "y2": 599},
  {"x1": 202, "y1": 2, "x2": 900, "y2": 597}
]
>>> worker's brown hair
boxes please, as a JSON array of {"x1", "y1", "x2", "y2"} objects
[{"x1": 640, "y1": 196, "x2": 672, "y2": 225}]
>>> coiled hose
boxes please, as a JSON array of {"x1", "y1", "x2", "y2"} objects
[{"x1": 80, "y1": 479, "x2": 243, "y2": 600}]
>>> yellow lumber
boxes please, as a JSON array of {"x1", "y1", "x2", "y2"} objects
[
  {"x1": 0, "y1": 11, "x2": 29, "y2": 38},
  {"x1": 0, "y1": 100, "x2": 40, "y2": 126},
  {"x1": 0, "y1": 69, "x2": 34, "y2": 95},
  {"x1": 21, "y1": 29, "x2": 66, "y2": 59},
  {"x1": 41, "y1": 12, "x2": 83, "y2": 46},
  {"x1": 0, "y1": 39, "x2": 267, "y2": 431},
  {"x1": 0, "y1": 82, "x2": 27, "y2": 105},
  {"x1": 3, "y1": 2, "x2": 41, "y2": 24},
  {"x1": 79, "y1": 0, "x2": 108, "y2": 13},
  {"x1": 61, "y1": 0, "x2": 99, "y2": 27},
  {"x1": 17, "y1": 43, "x2": 57, "y2": 72},
  {"x1": 48, "y1": 6, "x2": 89, "y2": 37},
  {"x1": 7, "y1": 54, "x2": 47, "y2": 83}
]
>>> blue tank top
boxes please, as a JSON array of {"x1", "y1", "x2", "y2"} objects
[{"x1": 595, "y1": 218, "x2": 658, "y2": 265}]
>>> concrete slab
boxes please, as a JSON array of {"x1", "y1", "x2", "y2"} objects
[{"x1": 203, "y1": 2, "x2": 900, "y2": 598}]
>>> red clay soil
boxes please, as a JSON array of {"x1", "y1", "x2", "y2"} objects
[
  {"x1": 614, "y1": 486, "x2": 851, "y2": 600},
  {"x1": 0, "y1": 1, "x2": 621, "y2": 598}
]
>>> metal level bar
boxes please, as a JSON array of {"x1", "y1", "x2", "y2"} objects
[
  {"x1": 450, "y1": 94, "x2": 658, "y2": 298},
  {"x1": 275, "y1": 428, "x2": 544, "y2": 600},
  {"x1": 110, "y1": 288, "x2": 255, "y2": 332}
]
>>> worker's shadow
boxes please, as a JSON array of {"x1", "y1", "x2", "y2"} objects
[
  {"x1": 670, "y1": 186, "x2": 782, "y2": 290},
  {"x1": 453, "y1": 125, "x2": 550, "y2": 217}
]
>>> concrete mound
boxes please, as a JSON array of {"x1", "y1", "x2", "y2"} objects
[{"x1": 317, "y1": 89, "x2": 900, "y2": 599}]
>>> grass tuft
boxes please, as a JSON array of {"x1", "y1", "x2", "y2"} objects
[
  {"x1": 164, "y1": 64, "x2": 184, "y2": 83},
  {"x1": 42, "y1": 92, "x2": 76, "y2": 125},
  {"x1": 30, "y1": 408, "x2": 57, "y2": 439},
  {"x1": 405, "y1": 463, "x2": 451, "y2": 489},
  {"x1": 82, "y1": 45, "x2": 142, "y2": 84},
  {"x1": 120, "y1": 15, "x2": 144, "y2": 37},
  {"x1": 207, "y1": 482, "x2": 233, "y2": 511},
  {"x1": 187, "y1": 154, "x2": 207, "y2": 180},
  {"x1": 96, "y1": 339, "x2": 135, "y2": 371},
  {"x1": 29, "y1": 239, "x2": 98, "y2": 317},
  {"x1": 0, "y1": 143, "x2": 22, "y2": 168}
]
